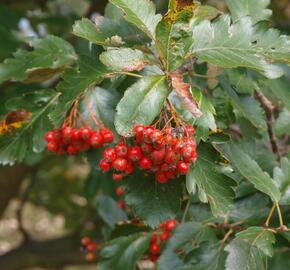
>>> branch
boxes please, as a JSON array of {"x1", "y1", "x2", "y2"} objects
[
  {"x1": 0, "y1": 233, "x2": 100, "y2": 270},
  {"x1": 255, "y1": 91, "x2": 282, "y2": 160}
]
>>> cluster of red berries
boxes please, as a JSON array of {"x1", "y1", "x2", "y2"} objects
[
  {"x1": 81, "y1": 236, "x2": 97, "y2": 261},
  {"x1": 115, "y1": 186, "x2": 126, "y2": 209},
  {"x1": 45, "y1": 126, "x2": 114, "y2": 155},
  {"x1": 148, "y1": 219, "x2": 178, "y2": 262},
  {"x1": 99, "y1": 124, "x2": 196, "y2": 183}
]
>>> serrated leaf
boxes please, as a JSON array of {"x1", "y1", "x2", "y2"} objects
[
  {"x1": 187, "y1": 144, "x2": 235, "y2": 217},
  {"x1": 0, "y1": 35, "x2": 76, "y2": 84},
  {"x1": 109, "y1": 0, "x2": 161, "y2": 39},
  {"x1": 0, "y1": 93, "x2": 59, "y2": 165},
  {"x1": 96, "y1": 195, "x2": 127, "y2": 228},
  {"x1": 115, "y1": 75, "x2": 168, "y2": 137},
  {"x1": 275, "y1": 108, "x2": 290, "y2": 136},
  {"x1": 192, "y1": 16, "x2": 283, "y2": 79},
  {"x1": 216, "y1": 142, "x2": 281, "y2": 202},
  {"x1": 225, "y1": 227, "x2": 275, "y2": 270},
  {"x1": 273, "y1": 158, "x2": 290, "y2": 205},
  {"x1": 123, "y1": 173, "x2": 182, "y2": 228},
  {"x1": 226, "y1": 0, "x2": 272, "y2": 23},
  {"x1": 157, "y1": 222, "x2": 202, "y2": 270},
  {"x1": 220, "y1": 77, "x2": 267, "y2": 130},
  {"x1": 100, "y1": 48, "x2": 149, "y2": 72},
  {"x1": 99, "y1": 233, "x2": 151, "y2": 270},
  {"x1": 49, "y1": 56, "x2": 108, "y2": 127}
]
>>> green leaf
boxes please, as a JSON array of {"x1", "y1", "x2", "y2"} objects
[
  {"x1": 96, "y1": 195, "x2": 127, "y2": 228},
  {"x1": 157, "y1": 222, "x2": 202, "y2": 270},
  {"x1": 275, "y1": 109, "x2": 290, "y2": 136},
  {"x1": 123, "y1": 172, "x2": 182, "y2": 228},
  {"x1": 109, "y1": 0, "x2": 162, "y2": 39},
  {"x1": 115, "y1": 75, "x2": 168, "y2": 137},
  {"x1": 192, "y1": 16, "x2": 283, "y2": 79},
  {"x1": 0, "y1": 35, "x2": 76, "y2": 84},
  {"x1": 100, "y1": 48, "x2": 149, "y2": 72},
  {"x1": 215, "y1": 142, "x2": 281, "y2": 202},
  {"x1": 155, "y1": 16, "x2": 192, "y2": 71},
  {"x1": 225, "y1": 227, "x2": 275, "y2": 270},
  {"x1": 49, "y1": 56, "x2": 108, "y2": 127},
  {"x1": 273, "y1": 158, "x2": 290, "y2": 205},
  {"x1": 187, "y1": 144, "x2": 235, "y2": 217},
  {"x1": 0, "y1": 93, "x2": 60, "y2": 165},
  {"x1": 99, "y1": 233, "x2": 151, "y2": 270},
  {"x1": 226, "y1": 0, "x2": 272, "y2": 23},
  {"x1": 220, "y1": 78, "x2": 267, "y2": 130}
]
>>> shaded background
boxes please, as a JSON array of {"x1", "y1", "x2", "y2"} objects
[{"x1": 0, "y1": 0, "x2": 289, "y2": 269}]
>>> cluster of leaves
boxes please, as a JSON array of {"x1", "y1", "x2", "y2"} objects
[{"x1": 1, "y1": 0, "x2": 290, "y2": 269}]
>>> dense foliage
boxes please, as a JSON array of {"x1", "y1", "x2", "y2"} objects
[{"x1": 1, "y1": 0, "x2": 290, "y2": 269}]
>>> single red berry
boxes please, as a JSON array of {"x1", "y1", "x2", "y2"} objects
[
  {"x1": 181, "y1": 146, "x2": 196, "y2": 161},
  {"x1": 52, "y1": 129, "x2": 62, "y2": 142},
  {"x1": 112, "y1": 173, "x2": 124, "y2": 182},
  {"x1": 81, "y1": 236, "x2": 91, "y2": 246},
  {"x1": 115, "y1": 143, "x2": 129, "y2": 158},
  {"x1": 80, "y1": 128, "x2": 93, "y2": 141},
  {"x1": 150, "y1": 130, "x2": 163, "y2": 143},
  {"x1": 112, "y1": 158, "x2": 128, "y2": 171},
  {"x1": 125, "y1": 161, "x2": 134, "y2": 175},
  {"x1": 128, "y1": 146, "x2": 142, "y2": 162},
  {"x1": 87, "y1": 242, "x2": 97, "y2": 252},
  {"x1": 133, "y1": 124, "x2": 145, "y2": 141},
  {"x1": 144, "y1": 127, "x2": 155, "y2": 143},
  {"x1": 165, "y1": 220, "x2": 178, "y2": 231},
  {"x1": 47, "y1": 141, "x2": 58, "y2": 152},
  {"x1": 86, "y1": 252, "x2": 96, "y2": 262},
  {"x1": 103, "y1": 147, "x2": 117, "y2": 162},
  {"x1": 156, "y1": 172, "x2": 168, "y2": 184},
  {"x1": 101, "y1": 128, "x2": 114, "y2": 143},
  {"x1": 99, "y1": 159, "x2": 111, "y2": 172},
  {"x1": 72, "y1": 129, "x2": 81, "y2": 141},
  {"x1": 115, "y1": 186, "x2": 124, "y2": 196},
  {"x1": 139, "y1": 157, "x2": 153, "y2": 170},
  {"x1": 62, "y1": 127, "x2": 74, "y2": 142},
  {"x1": 45, "y1": 131, "x2": 54, "y2": 142},
  {"x1": 67, "y1": 145, "x2": 79, "y2": 155},
  {"x1": 160, "y1": 231, "x2": 170, "y2": 242},
  {"x1": 164, "y1": 149, "x2": 176, "y2": 164},
  {"x1": 149, "y1": 243, "x2": 160, "y2": 254},
  {"x1": 177, "y1": 162, "x2": 189, "y2": 174},
  {"x1": 185, "y1": 125, "x2": 195, "y2": 136},
  {"x1": 150, "y1": 233, "x2": 159, "y2": 244},
  {"x1": 149, "y1": 253, "x2": 160, "y2": 262},
  {"x1": 117, "y1": 200, "x2": 126, "y2": 209},
  {"x1": 151, "y1": 148, "x2": 165, "y2": 164},
  {"x1": 89, "y1": 133, "x2": 104, "y2": 148},
  {"x1": 166, "y1": 170, "x2": 176, "y2": 179}
]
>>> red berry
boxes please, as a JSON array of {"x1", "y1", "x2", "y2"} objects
[
  {"x1": 45, "y1": 131, "x2": 54, "y2": 142},
  {"x1": 87, "y1": 242, "x2": 97, "y2": 252},
  {"x1": 149, "y1": 243, "x2": 160, "y2": 254},
  {"x1": 128, "y1": 146, "x2": 142, "y2": 162},
  {"x1": 99, "y1": 159, "x2": 111, "y2": 172},
  {"x1": 115, "y1": 143, "x2": 128, "y2": 158},
  {"x1": 115, "y1": 186, "x2": 124, "y2": 196},
  {"x1": 151, "y1": 148, "x2": 165, "y2": 163},
  {"x1": 156, "y1": 172, "x2": 168, "y2": 184},
  {"x1": 47, "y1": 141, "x2": 58, "y2": 152},
  {"x1": 72, "y1": 129, "x2": 81, "y2": 141},
  {"x1": 149, "y1": 253, "x2": 160, "y2": 262},
  {"x1": 113, "y1": 173, "x2": 124, "y2": 182},
  {"x1": 103, "y1": 147, "x2": 117, "y2": 162},
  {"x1": 101, "y1": 128, "x2": 114, "y2": 143},
  {"x1": 125, "y1": 161, "x2": 134, "y2": 175},
  {"x1": 67, "y1": 145, "x2": 79, "y2": 155},
  {"x1": 86, "y1": 252, "x2": 96, "y2": 261},
  {"x1": 150, "y1": 233, "x2": 159, "y2": 244},
  {"x1": 80, "y1": 128, "x2": 93, "y2": 141},
  {"x1": 112, "y1": 158, "x2": 128, "y2": 171},
  {"x1": 139, "y1": 157, "x2": 153, "y2": 169},
  {"x1": 141, "y1": 143, "x2": 153, "y2": 154},
  {"x1": 81, "y1": 236, "x2": 91, "y2": 246},
  {"x1": 52, "y1": 129, "x2": 62, "y2": 142},
  {"x1": 144, "y1": 127, "x2": 155, "y2": 142},
  {"x1": 62, "y1": 127, "x2": 74, "y2": 142},
  {"x1": 133, "y1": 124, "x2": 145, "y2": 141},
  {"x1": 177, "y1": 162, "x2": 189, "y2": 174},
  {"x1": 160, "y1": 231, "x2": 170, "y2": 242},
  {"x1": 117, "y1": 200, "x2": 126, "y2": 209},
  {"x1": 89, "y1": 133, "x2": 104, "y2": 148},
  {"x1": 150, "y1": 130, "x2": 163, "y2": 143},
  {"x1": 185, "y1": 125, "x2": 195, "y2": 136},
  {"x1": 164, "y1": 149, "x2": 176, "y2": 164},
  {"x1": 166, "y1": 170, "x2": 176, "y2": 179},
  {"x1": 165, "y1": 220, "x2": 178, "y2": 231}
]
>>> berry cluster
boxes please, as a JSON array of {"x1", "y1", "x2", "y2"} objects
[
  {"x1": 99, "y1": 124, "x2": 196, "y2": 183},
  {"x1": 148, "y1": 219, "x2": 178, "y2": 262},
  {"x1": 45, "y1": 126, "x2": 114, "y2": 155},
  {"x1": 115, "y1": 186, "x2": 126, "y2": 209},
  {"x1": 81, "y1": 236, "x2": 97, "y2": 261}
]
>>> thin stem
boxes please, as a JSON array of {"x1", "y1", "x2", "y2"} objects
[
  {"x1": 192, "y1": 72, "x2": 217, "y2": 79},
  {"x1": 112, "y1": 72, "x2": 143, "y2": 78},
  {"x1": 265, "y1": 204, "x2": 276, "y2": 227},
  {"x1": 275, "y1": 202, "x2": 284, "y2": 227},
  {"x1": 182, "y1": 200, "x2": 191, "y2": 223}
]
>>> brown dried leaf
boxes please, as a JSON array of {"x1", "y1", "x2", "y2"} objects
[
  {"x1": 170, "y1": 72, "x2": 202, "y2": 117},
  {"x1": 122, "y1": 60, "x2": 150, "y2": 72}
]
